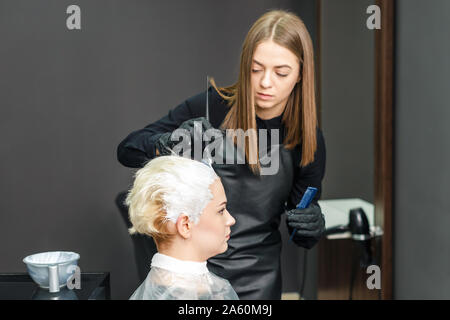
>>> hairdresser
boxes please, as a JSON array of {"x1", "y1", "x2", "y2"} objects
[{"x1": 117, "y1": 10, "x2": 326, "y2": 300}]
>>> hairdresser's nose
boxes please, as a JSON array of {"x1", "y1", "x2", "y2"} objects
[{"x1": 260, "y1": 71, "x2": 272, "y2": 88}]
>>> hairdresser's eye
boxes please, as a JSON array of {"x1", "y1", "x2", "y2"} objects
[
  {"x1": 277, "y1": 73, "x2": 288, "y2": 77},
  {"x1": 219, "y1": 208, "x2": 225, "y2": 215},
  {"x1": 252, "y1": 69, "x2": 262, "y2": 73}
]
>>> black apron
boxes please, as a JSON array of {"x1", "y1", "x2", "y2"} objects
[{"x1": 207, "y1": 133, "x2": 295, "y2": 300}]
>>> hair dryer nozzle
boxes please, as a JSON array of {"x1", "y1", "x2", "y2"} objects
[{"x1": 349, "y1": 207, "x2": 371, "y2": 240}]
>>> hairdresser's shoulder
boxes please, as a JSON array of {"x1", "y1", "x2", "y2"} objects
[
  {"x1": 317, "y1": 126, "x2": 325, "y2": 148},
  {"x1": 181, "y1": 86, "x2": 230, "y2": 126}
]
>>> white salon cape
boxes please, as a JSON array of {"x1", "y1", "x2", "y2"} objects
[{"x1": 129, "y1": 253, "x2": 239, "y2": 300}]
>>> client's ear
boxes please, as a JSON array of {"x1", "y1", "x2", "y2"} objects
[{"x1": 175, "y1": 214, "x2": 193, "y2": 239}]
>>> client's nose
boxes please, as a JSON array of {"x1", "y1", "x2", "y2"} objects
[{"x1": 226, "y1": 210, "x2": 236, "y2": 226}]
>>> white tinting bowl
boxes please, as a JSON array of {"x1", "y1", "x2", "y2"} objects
[{"x1": 23, "y1": 251, "x2": 80, "y2": 289}]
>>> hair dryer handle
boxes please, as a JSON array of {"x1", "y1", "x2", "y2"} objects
[{"x1": 323, "y1": 224, "x2": 350, "y2": 236}]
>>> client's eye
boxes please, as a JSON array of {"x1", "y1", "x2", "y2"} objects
[{"x1": 219, "y1": 208, "x2": 225, "y2": 215}]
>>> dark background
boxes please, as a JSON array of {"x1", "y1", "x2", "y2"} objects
[
  {"x1": 1, "y1": 0, "x2": 449, "y2": 300},
  {"x1": 0, "y1": 0, "x2": 318, "y2": 300},
  {"x1": 393, "y1": 0, "x2": 450, "y2": 299}
]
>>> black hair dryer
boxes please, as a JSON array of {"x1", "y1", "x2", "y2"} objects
[{"x1": 324, "y1": 207, "x2": 374, "y2": 268}]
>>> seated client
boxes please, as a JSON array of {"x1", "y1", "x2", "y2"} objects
[{"x1": 126, "y1": 155, "x2": 238, "y2": 300}]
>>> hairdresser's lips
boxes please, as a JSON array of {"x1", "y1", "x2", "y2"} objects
[{"x1": 256, "y1": 92, "x2": 273, "y2": 100}]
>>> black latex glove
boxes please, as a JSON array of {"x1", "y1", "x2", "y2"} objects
[
  {"x1": 155, "y1": 117, "x2": 221, "y2": 156},
  {"x1": 286, "y1": 203, "x2": 326, "y2": 249}
]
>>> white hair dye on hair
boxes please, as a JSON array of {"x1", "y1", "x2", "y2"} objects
[
  {"x1": 126, "y1": 156, "x2": 219, "y2": 236},
  {"x1": 160, "y1": 158, "x2": 218, "y2": 223}
]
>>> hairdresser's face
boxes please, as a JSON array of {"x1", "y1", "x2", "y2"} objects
[
  {"x1": 191, "y1": 178, "x2": 235, "y2": 259},
  {"x1": 251, "y1": 40, "x2": 301, "y2": 119}
]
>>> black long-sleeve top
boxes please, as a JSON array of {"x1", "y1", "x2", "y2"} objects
[{"x1": 117, "y1": 86, "x2": 326, "y2": 210}]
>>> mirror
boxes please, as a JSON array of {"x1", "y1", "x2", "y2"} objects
[
  {"x1": 315, "y1": 0, "x2": 393, "y2": 299},
  {"x1": 0, "y1": 0, "x2": 393, "y2": 300}
]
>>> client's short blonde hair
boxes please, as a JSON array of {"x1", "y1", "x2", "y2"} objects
[{"x1": 125, "y1": 156, "x2": 218, "y2": 245}]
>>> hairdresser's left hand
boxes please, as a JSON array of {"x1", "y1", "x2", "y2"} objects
[{"x1": 285, "y1": 203, "x2": 325, "y2": 249}]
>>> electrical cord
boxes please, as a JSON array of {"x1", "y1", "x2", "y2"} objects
[
  {"x1": 299, "y1": 249, "x2": 307, "y2": 299},
  {"x1": 349, "y1": 240, "x2": 381, "y2": 300},
  {"x1": 349, "y1": 241, "x2": 357, "y2": 300},
  {"x1": 298, "y1": 245, "x2": 381, "y2": 300}
]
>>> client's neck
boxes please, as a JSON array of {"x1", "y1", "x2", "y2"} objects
[{"x1": 157, "y1": 241, "x2": 207, "y2": 263}]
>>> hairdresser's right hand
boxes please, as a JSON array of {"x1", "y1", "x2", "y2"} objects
[{"x1": 155, "y1": 117, "x2": 219, "y2": 156}]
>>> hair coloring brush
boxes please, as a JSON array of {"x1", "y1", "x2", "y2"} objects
[{"x1": 201, "y1": 75, "x2": 213, "y2": 168}]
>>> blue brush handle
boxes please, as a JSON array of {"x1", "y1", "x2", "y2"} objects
[{"x1": 289, "y1": 187, "x2": 318, "y2": 242}]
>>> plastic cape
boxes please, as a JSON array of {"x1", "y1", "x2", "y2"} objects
[{"x1": 129, "y1": 253, "x2": 239, "y2": 300}]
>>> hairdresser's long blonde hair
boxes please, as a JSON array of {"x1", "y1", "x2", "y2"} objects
[{"x1": 210, "y1": 9, "x2": 318, "y2": 175}]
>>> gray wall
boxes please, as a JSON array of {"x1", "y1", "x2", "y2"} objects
[
  {"x1": 320, "y1": 0, "x2": 375, "y2": 204},
  {"x1": 0, "y1": 0, "x2": 317, "y2": 299},
  {"x1": 317, "y1": 0, "x2": 374, "y2": 299},
  {"x1": 394, "y1": 0, "x2": 450, "y2": 299}
]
